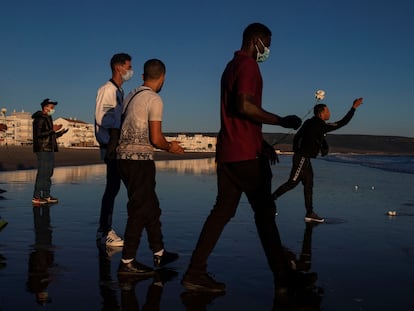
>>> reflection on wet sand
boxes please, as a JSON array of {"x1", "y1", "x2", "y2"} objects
[
  {"x1": 156, "y1": 157, "x2": 216, "y2": 175},
  {"x1": 97, "y1": 244, "x2": 121, "y2": 310},
  {"x1": 274, "y1": 222, "x2": 324, "y2": 310},
  {"x1": 26, "y1": 206, "x2": 55, "y2": 306},
  {"x1": 0, "y1": 157, "x2": 216, "y2": 185},
  {"x1": 2, "y1": 155, "x2": 411, "y2": 309},
  {"x1": 118, "y1": 269, "x2": 178, "y2": 311}
]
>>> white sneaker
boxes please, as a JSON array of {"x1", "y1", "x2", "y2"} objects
[{"x1": 103, "y1": 229, "x2": 124, "y2": 246}]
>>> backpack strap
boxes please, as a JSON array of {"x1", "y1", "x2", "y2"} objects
[{"x1": 121, "y1": 88, "x2": 149, "y2": 124}]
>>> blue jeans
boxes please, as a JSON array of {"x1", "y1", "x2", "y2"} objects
[{"x1": 33, "y1": 152, "x2": 55, "y2": 198}]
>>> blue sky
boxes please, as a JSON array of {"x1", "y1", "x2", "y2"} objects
[{"x1": 1, "y1": 0, "x2": 413, "y2": 138}]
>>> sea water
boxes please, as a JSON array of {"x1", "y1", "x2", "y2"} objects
[
  {"x1": 323, "y1": 154, "x2": 414, "y2": 175},
  {"x1": 0, "y1": 155, "x2": 413, "y2": 310}
]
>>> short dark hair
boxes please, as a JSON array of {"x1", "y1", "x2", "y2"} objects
[
  {"x1": 110, "y1": 53, "x2": 132, "y2": 71},
  {"x1": 143, "y1": 59, "x2": 166, "y2": 81},
  {"x1": 314, "y1": 104, "x2": 327, "y2": 117},
  {"x1": 242, "y1": 23, "x2": 272, "y2": 44}
]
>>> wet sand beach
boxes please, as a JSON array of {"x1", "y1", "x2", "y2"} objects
[{"x1": 0, "y1": 155, "x2": 413, "y2": 310}]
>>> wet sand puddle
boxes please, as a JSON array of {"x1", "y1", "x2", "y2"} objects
[{"x1": 0, "y1": 156, "x2": 413, "y2": 310}]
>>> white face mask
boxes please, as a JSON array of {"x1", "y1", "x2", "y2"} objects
[
  {"x1": 121, "y1": 69, "x2": 134, "y2": 81},
  {"x1": 255, "y1": 38, "x2": 270, "y2": 63},
  {"x1": 47, "y1": 108, "x2": 55, "y2": 116}
]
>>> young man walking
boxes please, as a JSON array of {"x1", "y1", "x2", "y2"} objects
[
  {"x1": 117, "y1": 59, "x2": 184, "y2": 276},
  {"x1": 95, "y1": 53, "x2": 133, "y2": 246},
  {"x1": 182, "y1": 23, "x2": 302, "y2": 293}
]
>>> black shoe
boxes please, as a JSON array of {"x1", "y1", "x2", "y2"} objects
[
  {"x1": 118, "y1": 260, "x2": 155, "y2": 276},
  {"x1": 153, "y1": 250, "x2": 179, "y2": 268},
  {"x1": 182, "y1": 272, "x2": 226, "y2": 293}
]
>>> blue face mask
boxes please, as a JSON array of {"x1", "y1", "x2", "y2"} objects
[
  {"x1": 47, "y1": 108, "x2": 55, "y2": 116},
  {"x1": 255, "y1": 39, "x2": 270, "y2": 62}
]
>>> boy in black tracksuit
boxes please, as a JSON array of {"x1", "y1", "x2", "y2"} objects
[{"x1": 272, "y1": 98, "x2": 363, "y2": 222}]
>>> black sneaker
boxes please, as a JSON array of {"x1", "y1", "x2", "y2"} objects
[
  {"x1": 118, "y1": 260, "x2": 155, "y2": 276},
  {"x1": 153, "y1": 250, "x2": 179, "y2": 268},
  {"x1": 182, "y1": 272, "x2": 226, "y2": 293},
  {"x1": 304, "y1": 212, "x2": 324, "y2": 223}
]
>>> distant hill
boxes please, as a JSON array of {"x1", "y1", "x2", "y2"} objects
[
  {"x1": 166, "y1": 132, "x2": 414, "y2": 155},
  {"x1": 263, "y1": 133, "x2": 414, "y2": 154}
]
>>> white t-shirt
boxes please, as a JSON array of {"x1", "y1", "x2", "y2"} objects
[
  {"x1": 117, "y1": 86, "x2": 163, "y2": 160},
  {"x1": 94, "y1": 80, "x2": 124, "y2": 145}
]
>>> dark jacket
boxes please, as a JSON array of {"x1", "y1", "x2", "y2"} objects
[
  {"x1": 32, "y1": 111, "x2": 63, "y2": 152},
  {"x1": 293, "y1": 108, "x2": 356, "y2": 158}
]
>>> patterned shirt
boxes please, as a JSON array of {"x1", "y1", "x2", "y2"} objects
[{"x1": 117, "y1": 86, "x2": 163, "y2": 160}]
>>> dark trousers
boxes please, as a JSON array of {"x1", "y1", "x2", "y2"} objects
[
  {"x1": 119, "y1": 160, "x2": 164, "y2": 260},
  {"x1": 273, "y1": 154, "x2": 313, "y2": 212},
  {"x1": 99, "y1": 158, "x2": 121, "y2": 233},
  {"x1": 33, "y1": 152, "x2": 55, "y2": 198},
  {"x1": 188, "y1": 157, "x2": 288, "y2": 277}
]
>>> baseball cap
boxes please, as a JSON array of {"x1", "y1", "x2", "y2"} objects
[{"x1": 40, "y1": 98, "x2": 58, "y2": 107}]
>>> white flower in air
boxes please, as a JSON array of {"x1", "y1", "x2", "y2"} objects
[{"x1": 315, "y1": 90, "x2": 326, "y2": 101}]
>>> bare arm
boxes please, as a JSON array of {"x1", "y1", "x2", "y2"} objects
[
  {"x1": 149, "y1": 121, "x2": 184, "y2": 154},
  {"x1": 236, "y1": 94, "x2": 281, "y2": 125},
  {"x1": 237, "y1": 94, "x2": 301, "y2": 129}
]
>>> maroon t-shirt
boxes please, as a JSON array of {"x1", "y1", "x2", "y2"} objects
[{"x1": 216, "y1": 50, "x2": 263, "y2": 163}]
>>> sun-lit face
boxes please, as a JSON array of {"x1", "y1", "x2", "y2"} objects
[
  {"x1": 42, "y1": 104, "x2": 56, "y2": 114},
  {"x1": 117, "y1": 60, "x2": 132, "y2": 76}
]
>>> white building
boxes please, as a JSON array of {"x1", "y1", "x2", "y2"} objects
[
  {"x1": 1, "y1": 107, "x2": 216, "y2": 151},
  {"x1": 166, "y1": 134, "x2": 216, "y2": 152},
  {"x1": 0, "y1": 109, "x2": 33, "y2": 146},
  {"x1": 0, "y1": 108, "x2": 98, "y2": 148},
  {"x1": 54, "y1": 117, "x2": 98, "y2": 147}
]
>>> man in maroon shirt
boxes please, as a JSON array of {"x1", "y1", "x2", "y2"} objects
[{"x1": 182, "y1": 23, "x2": 302, "y2": 293}]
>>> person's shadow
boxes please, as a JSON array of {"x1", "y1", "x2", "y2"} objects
[
  {"x1": 25, "y1": 206, "x2": 55, "y2": 306},
  {"x1": 273, "y1": 222, "x2": 324, "y2": 310}
]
